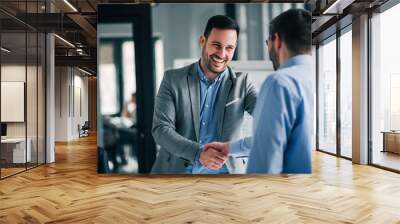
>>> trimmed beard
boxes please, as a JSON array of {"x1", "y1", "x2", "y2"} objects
[
  {"x1": 269, "y1": 45, "x2": 280, "y2": 71},
  {"x1": 201, "y1": 47, "x2": 227, "y2": 74}
]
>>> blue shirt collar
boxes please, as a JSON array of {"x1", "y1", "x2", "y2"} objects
[
  {"x1": 279, "y1": 54, "x2": 312, "y2": 70},
  {"x1": 196, "y1": 61, "x2": 226, "y2": 84}
]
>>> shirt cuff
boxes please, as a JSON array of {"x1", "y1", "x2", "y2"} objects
[
  {"x1": 194, "y1": 146, "x2": 202, "y2": 166},
  {"x1": 229, "y1": 139, "x2": 243, "y2": 155},
  {"x1": 229, "y1": 137, "x2": 252, "y2": 157}
]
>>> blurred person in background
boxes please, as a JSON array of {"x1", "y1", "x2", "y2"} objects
[{"x1": 121, "y1": 92, "x2": 137, "y2": 126}]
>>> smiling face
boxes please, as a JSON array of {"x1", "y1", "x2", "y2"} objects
[{"x1": 199, "y1": 28, "x2": 237, "y2": 78}]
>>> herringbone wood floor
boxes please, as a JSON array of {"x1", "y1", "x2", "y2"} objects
[{"x1": 1, "y1": 135, "x2": 400, "y2": 223}]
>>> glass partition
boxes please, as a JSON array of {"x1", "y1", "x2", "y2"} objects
[
  {"x1": 371, "y1": 3, "x2": 400, "y2": 171},
  {"x1": 317, "y1": 36, "x2": 337, "y2": 155},
  {"x1": 1, "y1": 31, "x2": 28, "y2": 178},
  {"x1": 339, "y1": 28, "x2": 352, "y2": 158},
  {"x1": 38, "y1": 32, "x2": 45, "y2": 165},
  {"x1": 27, "y1": 30, "x2": 38, "y2": 169},
  {"x1": 0, "y1": 1, "x2": 46, "y2": 179}
]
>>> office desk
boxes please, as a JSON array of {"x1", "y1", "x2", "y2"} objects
[
  {"x1": 1, "y1": 138, "x2": 31, "y2": 163},
  {"x1": 382, "y1": 131, "x2": 400, "y2": 154}
]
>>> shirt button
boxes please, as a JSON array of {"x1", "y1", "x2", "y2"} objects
[
  {"x1": 202, "y1": 122, "x2": 205, "y2": 126},
  {"x1": 206, "y1": 104, "x2": 209, "y2": 108},
  {"x1": 199, "y1": 140, "x2": 202, "y2": 144}
]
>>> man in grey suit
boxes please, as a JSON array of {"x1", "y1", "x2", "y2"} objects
[{"x1": 151, "y1": 15, "x2": 257, "y2": 174}]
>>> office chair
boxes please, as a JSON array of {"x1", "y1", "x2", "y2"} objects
[{"x1": 79, "y1": 121, "x2": 90, "y2": 138}]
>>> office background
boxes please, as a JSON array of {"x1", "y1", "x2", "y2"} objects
[
  {"x1": 97, "y1": 3, "x2": 310, "y2": 174},
  {"x1": 1, "y1": 1, "x2": 400, "y2": 222}
]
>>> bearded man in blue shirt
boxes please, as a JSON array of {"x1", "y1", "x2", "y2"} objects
[{"x1": 204, "y1": 9, "x2": 314, "y2": 174}]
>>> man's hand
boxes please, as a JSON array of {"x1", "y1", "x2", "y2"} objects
[
  {"x1": 199, "y1": 142, "x2": 230, "y2": 170},
  {"x1": 203, "y1": 142, "x2": 230, "y2": 155},
  {"x1": 199, "y1": 147, "x2": 228, "y2": 170}
]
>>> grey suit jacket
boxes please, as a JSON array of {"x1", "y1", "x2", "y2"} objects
[{"x1": 151, "y1": 62, "x2": 257, "y2": 174}]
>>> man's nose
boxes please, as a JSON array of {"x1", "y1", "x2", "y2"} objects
[{"x1": 215, "y1": 48, "x2": 227, "y2": 59}]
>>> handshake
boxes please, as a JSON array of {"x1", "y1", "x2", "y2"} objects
[{"x1": 199, "y1": 142, "x2": 229, "y2": 170}]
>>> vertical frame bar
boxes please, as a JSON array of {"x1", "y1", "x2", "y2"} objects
[
  {"x1": 25, "y1": 0, "x2": 28, "y2": 171},
  {"x1": 72, "y1": 68, "x2": 75, "y2": 118},
  {"x1": 36, "y1": 0, "x2": 39, "y2": 167},
  {"x1": 336, "y1": 28, "x2": 341, "y2": 157},
  {"x1": 0, "y1": 22, "x2": 2, "y2": 179},
  {"x1": 44, "y1": 0, "x2": 48, "y2": 165},
  {"x1": 316, "y1": 44, "x2": 320, "y2": 150},
  {"x1": 44, "y1": 12, "x2": 47, "y2": 165},
  {"x1": 133, "y1": 6, "x2": 157, "y2": 173},
  {"x1": 367, "y1": 10, "x2": 373, "y2": 165},
  {"x1": 59, "y1": 66, "x2": 62, "y2": 117},
  {"x1": 225, "y1": 3, "x2": 238, "y2": 60},
  {"x1": 113, "y1": 40, "x2": 124, "y2": 113}
]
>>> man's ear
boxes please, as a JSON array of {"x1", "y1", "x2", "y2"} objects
[
  {"x1": 200, "y1": 35, "x2": 206, "y2": 49},
  {"x1": 274, "y1": 33, "x2": 282, "y2": 50}
]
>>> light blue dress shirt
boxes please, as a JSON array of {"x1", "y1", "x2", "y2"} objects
[
  {"x1": 230, "y1": 54, "x2": 314, "y2": 174},
  {"x1": 187, "y1": 62, "x2": 229, "y2": 174}
]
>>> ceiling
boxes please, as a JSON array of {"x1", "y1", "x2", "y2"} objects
[
  {"x1": 0, "y1": 0, "x2": 394, "y2": 74},
  {"x1": 309, "y1": 0, "x2": 391, "y2": 44}
]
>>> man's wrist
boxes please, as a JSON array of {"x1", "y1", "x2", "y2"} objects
[{"x1": 195, "y1": 146, "x2": 202, "y2": 166}]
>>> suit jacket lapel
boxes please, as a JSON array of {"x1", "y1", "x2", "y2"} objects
[
  {"x1": 187, "y1": 63, "x2": 200, "y2": 141},
  {"x1": 216, "y1": 67, "x2": 234, "y2": 138}
]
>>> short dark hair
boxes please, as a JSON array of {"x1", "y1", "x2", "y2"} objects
[
  {"x1": 203, "y1": 15, "x2": 240, "y2": 39},
  {"x1": 269, "y1": 9, "x2": 311, "y2": 54}
]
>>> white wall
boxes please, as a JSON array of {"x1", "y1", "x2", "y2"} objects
[
  {"x1": 1, "y1": 64, "x2": 46, "y2": 163},
  {"x1": 1, "y1": 65, "x2": 33, "y2": 138},
  {"x1": 72, "y1": 73, "x2": 89, "y2": 138},
  {"x1": 54, "y1": 67, "x2": 70, "y2": 141},
  {"x1": 55, "y1": 67, "x2": 89, "y2": 141},
  {"x1": 1, "y1": 65, "x2": 26, "y2": 139}
]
